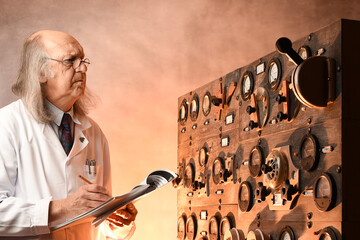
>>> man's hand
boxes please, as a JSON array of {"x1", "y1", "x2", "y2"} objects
[
  {"x1": 49, "y1": 184, "x2": 110, "y2": 222},
  {"x1": 107, "y1": 203, "x2": 138, "y2": 229}
]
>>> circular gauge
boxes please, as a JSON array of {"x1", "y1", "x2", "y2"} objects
[
  {"x1": 202, "y1": 91, "x2": 211, "y2": 116},
  {"x1": 267, "y1": 58, "x2": 282, "y2": 91},
  {"x1": 179, "y1": 99, "x2": 188, "y2": 125},
  {"x1": 212, "y1": 157, "x2": 225, "y2": 185},
  {"x1": 246, "y1": 229, "x2": 265, "y2": 240},
  {"x1": 184, "y1": 163, "x2": 195, "y2": 188},
  {"x1": 264, "y1": 149, "x2": 289, "y2": 190},
  {"x1": 319, "y1": 227, "x2": 337, "y2": 240},
  {"x1": 254, "y1": 87, "x2": 270, "y2": 129},
  {"x1": 300, "y1": 134, "x2": 319, "y2": 171},
  {"x1": 224, "y1": 228, "x2": 246, "y2": 240},
  {"x1": 177, "y1": 215, "x2": 187, "y2": 240},
  {"x1": 298, "y1": 45, "x2": 312, "y2": 60},
  {"x1": 314, "y1": 173, "x2": 336, "y2": 212},
  {"x1": 240, "y1": 71, "x2": 254, "y2": 101},
  {"x1": 249, "y1": 146, "x2": 264, "y2": 177},
  {"x1": 279, "y1": 226, "x2": 295, "y2": 240},
  {"x1": 209, "y1": 216, "x2": 219, "y2": 240},
  {"x1": 199, "y1": 147, "x2": 209, "y2": 167},
  {"x1": 190, "y1": 94, "x2": 199, "y2": 121},
  {"x1": 238, "y1": 181, "x2": 253, "y2": 212},
  {"x1": 220, "y1": 216, "x2": 233, "y2": 240},
  {"x1": 186, "y1": 215, "x2": 197, "y2": 240}
]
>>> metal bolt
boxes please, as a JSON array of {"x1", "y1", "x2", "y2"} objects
[
  {"x1": 337, "y1": 65, "x2": 341, "y2": 72},
  {"x1": 258, "y1": 131, "x2": 262, "y2": 136},
  {"x1": 307, "y1": 212, "x2": 313, "y2": 220},
  {"x1": 307, "y1": 221, "x2": 313, "y2": 229},
  {"x1": 336, "y1": 165, "x2": 342, "y2": 173},
  {"x1": 308, "y1": 127, "x2": 311, "y2": 134},
  {"x1": 189, "y1": 142, "x2": 192, "y2": 146},
  {"x1": 218, "y1": 205, "x2": 221, "y2": 210},
  {"x1": 238, "y1": 178, "x2": 242, "y2": 183},
  {"x1": 257, "y1": 213, "x2": 261, "y2": 219},
  {"x1": 236, "y1": 95, "x2": 239, "y2": 100},
  {"x1": 258, "y1": 139, "x2": 261, "y2": 144},
  {"x1": 257, "y1": 221, "x2": 260, "y2": 227},
  {"x1": 308, "y1": 34, "x2": 312, "y2": 41},
  {"x1": 307, "y1": 118, "x2": 312, "y2": 124},
  {"x1": 239, "y1": 101, "x2": 242, "y2": 106}
]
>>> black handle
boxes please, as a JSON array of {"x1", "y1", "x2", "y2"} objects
[{"x1": 276, "y1": 37, "x2": 303, "y2": 66}]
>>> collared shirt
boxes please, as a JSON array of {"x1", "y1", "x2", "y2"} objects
[{"x1": 45, "y1": 100, "x2": 81, "y2": 140}]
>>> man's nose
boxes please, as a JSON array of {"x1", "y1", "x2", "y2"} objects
[{"x1": 75, "y1": 62, "x2": 87, "y2": 73}]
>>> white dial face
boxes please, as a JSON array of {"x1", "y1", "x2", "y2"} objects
[
  {"x1": 180, "y1": 105, "x2": 186, "y2": 120},
  {"x1": 269, "y1": 63, "x2": 278, "y2": 83},
  {"x1": 203, "y1": 95, "x2": 210, "y2": 112},
  {"x1": 282, "y1": 232, "x2": 291, "y2": 240},
  {"x1": 191, "y1": 99, "x2": 197, "y2": 113},
  {"x1": 244, "y1": 75, "x2": 251, "y2": 93}
]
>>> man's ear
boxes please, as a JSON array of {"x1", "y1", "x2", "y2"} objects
[{"x1": 39, "y1": 74, "x2": 47, "y2": 84}]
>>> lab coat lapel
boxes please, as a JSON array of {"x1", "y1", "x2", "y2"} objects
[
  {"x1": 68, "y1": 116, "x2": 91, "y2": 159},
  {"x1": 40, "y1": 123, "x2": 66, "y2": 155}
]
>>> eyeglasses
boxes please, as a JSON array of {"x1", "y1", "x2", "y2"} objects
[{"x1": 47, "y1": 57, "x2": 90, "y2": 69}]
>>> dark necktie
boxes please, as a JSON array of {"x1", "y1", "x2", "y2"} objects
[{"x1": 60, "y1": 113, "x2": 73, "y2": 155}]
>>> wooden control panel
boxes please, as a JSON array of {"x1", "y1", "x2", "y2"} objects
[{"x1": 175, "y1": 19, "x2": 360, "y2": 240}]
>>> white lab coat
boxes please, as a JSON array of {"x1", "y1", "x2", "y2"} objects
[{"x1": 0, "y1": 99, "x2": 112, "y2": 239}]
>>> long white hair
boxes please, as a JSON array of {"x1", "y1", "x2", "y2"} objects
[{"x1": 12, "y1": 33, "x2": 94, "y2": 123}]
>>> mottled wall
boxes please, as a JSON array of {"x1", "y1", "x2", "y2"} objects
[{"x1": 0, "y1": 0, "x2": 359, "y2": 239}]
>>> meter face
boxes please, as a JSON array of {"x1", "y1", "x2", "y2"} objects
[
  {"x1": 190, "y1": 95, "x2": 199, "y2": 121},
  {"x1": 241, "y1": 71, "x2": 254, "y2": 101},
  {"x1": 267, "y1": 58, "x2": 282, "y2": 91},
  {"x1": 314, "y1": 173, "x2": 335, "y2": 212},
  {"x1": 212, "y1": 158, "x2": 224, "y2": 185},
  {"x1": 199, "y1": 147, "x2": 208, "y2": 167},
  {"x1": 184, "y1": 163, "x2": 195, "y2": 188},
  {"x1": 179, "y1": 99, "x2": 188, "y2": 125},
  {"x1": 238, "y1": 181, "x2": 252, "y2": 212},
  {"x1": 177, "y1": 216, "x2": 186, "y2": 240},
  {"x1": 186, "y1": 216, "x2": 197, "y2": 240},
  {"x1": 202, "y1": 92, "x2": 211, "y2": 116}
]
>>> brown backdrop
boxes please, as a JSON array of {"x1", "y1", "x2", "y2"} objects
[{"x1": 1, "y1": 0, "x2": 359, "y2": 239}]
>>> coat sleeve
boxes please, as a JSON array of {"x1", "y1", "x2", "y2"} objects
[{"x1": 0, "y1": 120, "x2": 50, "y2": 236}]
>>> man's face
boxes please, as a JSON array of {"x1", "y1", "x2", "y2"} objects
[{"x1": 41, "y1": 31, "x2": 87, "y2": 112}]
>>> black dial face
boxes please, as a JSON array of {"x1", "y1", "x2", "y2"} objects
[
  {"x1": 184, "y1": 163, "x2": 195, "y2": 188},
  {"x1": 177, "y1": 216, "x2": 186, "y2": 240},
  {"x1": 249, "y1": 146, "x2": 263, "y2": 177},
  {"x1": 212, "y1": 158, "x2": 225, "y2": 185},
  {"x1": 238, "y1": 181, "x2": 252, "y2": 212},
  {"x1": 209, "y1": 216, "x2": 219, "y2": 240},
  {"x1": 314, "y1": 173, "x2": 335, "y2": 212},
  {"x1": 300, "y1": 134, "x2": 319, "y2": 171},
  {"x1": 199, "y1": 147, "x2": 208, "y2": 167},
  {"x1": 267, "y1": 58, "x2": 282, "y2": 91},
  {"x1": 190, "y1": 94, "x2": 199, "y2": 121},
  {"x1": 179, "y1": 99, "x2": 188, "y2": 125},
  {"x1": 186, "y1": 215, "x2": 197, "y2": 240},
  {"x1": 202, "y1": 92, "x2": 211, "y2": 116},
  {"x1": 298, "y1": 45, "x2": 312, "y2": 60},
  {"x1": 240, "y1": 71, "x2": 254, "y2": 101}
]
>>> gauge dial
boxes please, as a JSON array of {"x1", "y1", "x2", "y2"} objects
[
  {"x1": 246, "y1": 229, "x2": 265, "y2": 240},
  {"x1": 319, "y1": 227, "x2": 337, "y2": 240},
  {"x1": 199, "y1": 147, "x2": 208, "y2": 167},
  {"x1": 300, "y1": 134, "x2": 319, "y2": 171},
  {"x1": 267, "y1": 58, "x2": 282, "y2": 91},
  {"x1": 212, "y1": 157, "x2": 225, "y2": 185},
  {"x1": 314, "y1": 173, "x2": 335, "y2": 212},
  {"x1": 209, "y1": 216, "x2": 219, "y2": 240},
  {"x1": 298, "y1": 45, "x2": 312, "y2": 60},
  {"x1": 202, "y1": 91, "x2": 211, "y2": 116},
  {"x1": 179, "y1": 99, "x2": 188, "y2": 125},
  {"x1": 249, "y1": 146, "x2": 264, "y2": 177},
  {"x1": 240, "y1": 71, "x2": 254, "y2": 101},
  {"x1": 224, "y1": 228, "x2": 245, "y2": 240},
  {"x1": 264, "y1": 149, "x2": 289, "y2": 190},
  {"x1": 186, "y1": 215, "x2": 197, "y2": 240},
  {"x1": 184, "y1": 163, "x2": 195, "y2": 188},
  {"x1": 254, "y1": 87, "x2": 270, "y2": 129},
  {"x1": 279, "y1": 226, "x2": 295, "y2": 240},
  {"x1": 220, "y1": 217, "x2": 233, "y2": 239},
  {"x1": 238, "y1": 181, "x2": 253, "y2": 212},
  {"x1": 190, "y1": 94, "x2": 199, "y2": 121},
  {"x1": 177, "y1": 216, "x2": 186, "y2": 240}
]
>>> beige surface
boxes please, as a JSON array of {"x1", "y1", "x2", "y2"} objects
[{"x1": 0, "y1": 0, "x2": 359, "y2": 239}]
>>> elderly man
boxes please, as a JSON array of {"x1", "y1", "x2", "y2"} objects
[{"x1": 0, "y1": 30, "x2": 137, "y2": 239}]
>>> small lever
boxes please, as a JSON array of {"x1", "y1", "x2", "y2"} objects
[{"x1": 276, "y1": 37, "x2": 303, "y2": 66}]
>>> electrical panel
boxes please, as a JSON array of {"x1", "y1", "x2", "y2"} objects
[{"x1": 175, "y1": 19, "x2": 360, "y2": 240}]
